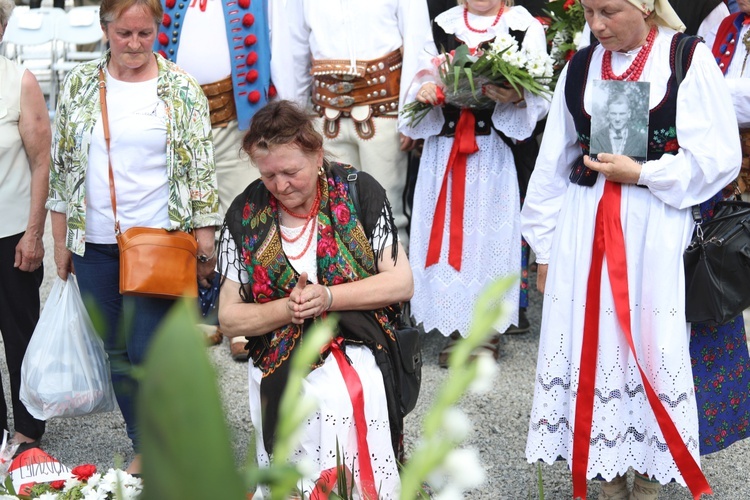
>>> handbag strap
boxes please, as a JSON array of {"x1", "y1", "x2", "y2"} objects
[
  {"x1": 98, "y1": 68, "x2": 121, "y2": 236},
  {"x1": 691, "y1": 205, "x2": 704, "y2": 242}
]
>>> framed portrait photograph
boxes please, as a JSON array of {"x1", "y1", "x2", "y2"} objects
[{"x1": 589, "y1": 80, "x2": 650, "y2": 162}]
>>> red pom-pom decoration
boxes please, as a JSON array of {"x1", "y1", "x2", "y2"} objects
[{"x1": 248, "y1": 90, "x2": 261, "y2": 103}]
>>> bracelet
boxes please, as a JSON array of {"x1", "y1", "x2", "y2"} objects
[{"x1": 323, "y1": 286, "x2": 333, "y2": 311}]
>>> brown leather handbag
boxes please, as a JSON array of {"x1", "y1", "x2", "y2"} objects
[{"x1": 99, "y1": 69, "x2": 198, "y2": 299}]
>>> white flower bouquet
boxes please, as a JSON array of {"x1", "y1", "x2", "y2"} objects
[{"x1": 402, "y1": 37, "x2": 554, "y2": 126}]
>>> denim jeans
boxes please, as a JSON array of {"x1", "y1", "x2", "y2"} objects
[{"x1": 72, "y1": 243, "x2": 174, "y2": 451}]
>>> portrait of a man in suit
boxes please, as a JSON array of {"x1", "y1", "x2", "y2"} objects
[{"x1": 590, "y1": 92, "x2": 648, "y2": 161}]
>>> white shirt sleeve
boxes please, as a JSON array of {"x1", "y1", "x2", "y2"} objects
[
  {"x1": 697, "y1": 3, "x2": 730, "y2": 49},
  {"x1": 520, "y1": 64, "x2": 579, "y2": 264},
  {"x1": 270, "y1": 0, "x2": 312, "y2": 107},
  {"x1": 638, "y1": 43, "x2": 741, "y2": 209}
]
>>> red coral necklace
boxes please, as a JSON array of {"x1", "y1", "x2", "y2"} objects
[
  {"x1": 601, "y1": 26, "x2": 658, "y2": 81},
  {"x1": 278, "y1": 188, "x2": 320, "y2": 260},
  {"x1": 463, "y1": 6, "x2": 504, "y2": 34}
]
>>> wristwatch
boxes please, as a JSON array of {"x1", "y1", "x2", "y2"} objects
[{"x1": 197, "y1": 253, "x2": 213, "y2": 263}]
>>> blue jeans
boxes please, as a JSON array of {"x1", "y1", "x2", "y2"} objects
[{"x1": 72, "y1": 243, "x2": 174, "y2": 451}]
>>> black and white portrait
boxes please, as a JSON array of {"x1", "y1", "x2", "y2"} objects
[{"x1": 590, "y1": 80, "x2": 650, "y2": 162}]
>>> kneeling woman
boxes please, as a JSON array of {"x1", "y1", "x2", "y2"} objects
[{"x1": 218, "y1": 101, "x2": 413, "y2": 498}]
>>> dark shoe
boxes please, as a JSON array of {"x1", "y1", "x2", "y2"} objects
[
  {"x1": 12, "y1": 440, "x2": 41, "y2": 458},
  {"x1": 230, "y1": 340, "x2": 249, "y2": 361},
  {"x1": 504, "y1": 308, "x2": 530, "y2": 335}
]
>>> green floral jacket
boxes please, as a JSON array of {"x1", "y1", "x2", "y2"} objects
[{"x1": 46, "y1": 51, "x2": 221, "y2": 256}]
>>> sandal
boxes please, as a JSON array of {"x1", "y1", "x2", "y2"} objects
[
  {"x1": 468, "y1": 334, "x2": 500, "y2": 363},
  {"x1": 437, "y1": 332, "x2": 461, "y2": 368},
  {"x1": 438, "y1": 332, "x2": 500, "y2": 368}
]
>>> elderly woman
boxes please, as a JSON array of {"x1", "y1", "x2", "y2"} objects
[
  {"x1": 521, "y1": 0, "x2": 741, "y2": 499},
  {"x1": 47, "y1": 0, "x2": 220, "y2": 473},
  {"x1": 0, "y1": 0, "x2": 50, "y2": 455},
  {"x1": 218, "y1": 100, "x2": 413, "y2": 498}
]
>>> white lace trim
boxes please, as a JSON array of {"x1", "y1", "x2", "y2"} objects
[
  {"x1": 409, "y1": 133, "x2": 521, "y2": 336},
  {"x1": 435, "y1": 5, "x2": 536, "y2": 49}
]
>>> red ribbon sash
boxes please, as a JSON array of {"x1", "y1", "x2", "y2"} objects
[
  {"x1": 571, "y1": 181, "x2": 711, "y2": 500},
  {"x1": 425, "y1": 109, "x2": 479, "y2": 271},
  {"x1": 328, "y1": 339, "x2": 378, "y2": 500},
  {"x1": 311, "y1": 465, "x2": 353, "y2": 500}
]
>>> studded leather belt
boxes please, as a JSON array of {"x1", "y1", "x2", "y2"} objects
[
  {"x1": 310, "y1": 49, "x2": 402, "y2": 117},
  {"x1": 737, "y1": 128, "x2": 750, "y2": 194},
  {"x1": 200, "y1": 75, "x2": 236, "y2": 128}
]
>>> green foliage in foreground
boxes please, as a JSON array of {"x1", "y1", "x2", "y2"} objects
[{"x1": 138, "y1": 275, "x2": 515, "y2": 499}]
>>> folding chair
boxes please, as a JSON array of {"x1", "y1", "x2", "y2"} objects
[
  {"x1": 2, "y1": 7, "x2": 65, "y2": 107},
  {"x1": 51, "y1": 6, "x2": 104, "y2": 105}
]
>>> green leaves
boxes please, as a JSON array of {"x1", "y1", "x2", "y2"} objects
[
  {"x1": 399, "y1": 276, "x2": 516, "y2": 499},
  {"x1": 138, "y1": 300, "x2": 245, "y2": 500}
]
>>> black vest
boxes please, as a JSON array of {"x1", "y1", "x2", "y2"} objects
[{"x1": 564, "y1": 33, "x2": 701, "y2": 186}]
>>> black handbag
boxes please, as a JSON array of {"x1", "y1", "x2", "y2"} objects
[
  {"x1": 392, "y1": 323, "x2": 422, "y2": 416},
  {"x1": 344, "y1": 168, "x2": 422, "y2": 415},
  {"x1": 684, "y1": 200, "x2": 750, "y2": 325}
]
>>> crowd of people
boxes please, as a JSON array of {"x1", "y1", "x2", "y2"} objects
[{"x1": 1, "y1": 0, "x2": 749, "y2": 498}]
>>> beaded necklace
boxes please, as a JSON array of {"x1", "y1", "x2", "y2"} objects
[
  {"x1": 463, "y1": 6, "x2": 504, "y2": 34},
  {"x1": 278, "y1": 188, "x2": 320, "y2": 260},
  {"x1": 600, "y1": 26, "x2": 657, "y2": 81}
]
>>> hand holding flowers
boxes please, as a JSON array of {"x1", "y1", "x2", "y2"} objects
[{"x1": 402, "y1": 36, "x2": 554, "y2": 127}]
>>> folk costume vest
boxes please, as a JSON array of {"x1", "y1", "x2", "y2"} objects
[
  {"x1": 564, "y1": 33, "x2": 701, "y2": 187},
  {"x1": 155, "y1": 0, "x2": 271, "y2": 130},
  {"x1": 712, "y1": 12, "x2": 748, "y2": 75}
]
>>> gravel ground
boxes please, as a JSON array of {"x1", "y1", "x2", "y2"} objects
[{"x1": 1, "y1": 220, "x2": 748, "y2": 499}]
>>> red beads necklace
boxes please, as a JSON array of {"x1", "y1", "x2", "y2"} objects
[
  {"x1": 601, "y1": 26, "x2": 657, "y2": 81},
  {"x1": 278, "y1": 187, "x2": 321, "y2": 260},
  {"x1": 463, "y1": 6, "x2": 504, "y2": 34}
]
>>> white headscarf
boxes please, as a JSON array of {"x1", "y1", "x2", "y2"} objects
[{"x1": 625, "y1": 0, "x2": 685, "y2": 32}]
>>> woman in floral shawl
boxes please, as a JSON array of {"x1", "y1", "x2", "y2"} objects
[{"x1": 218, "y1": 100, "x2": 413, "y2": 499}]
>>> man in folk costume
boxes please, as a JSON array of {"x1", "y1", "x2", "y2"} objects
[
  {"x1": 270, "y1": 0, "x2": 435, "y2": 244},
  {"x1": 155, "y1": 0, "x2": 272, "y2": 360},
  {"x1": 712, "y1": 0, "x2": 750, "y2": 199}
]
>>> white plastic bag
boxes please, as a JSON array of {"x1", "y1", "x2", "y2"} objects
[{"x1": 20, "y1": 275, "x2": 117, "y2": 419}]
